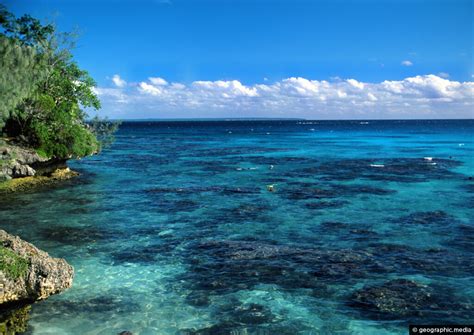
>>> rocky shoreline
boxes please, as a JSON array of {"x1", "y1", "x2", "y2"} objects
[
  {"x1": 0, "y1": 230, "x2": 74, "y2": 333},
  {"x1": 0, "y1": 141, "x2": 77, "y2": 332},
  {"x1": 0, "y1": 141, "x2": 79, "y2": 194},
  {"x1": 0, "y1": 167, "x2": 79, "y2": 194}
]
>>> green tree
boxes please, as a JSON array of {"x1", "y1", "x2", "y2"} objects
[
  {"x1": 0, "y1": 35, "x2": 48, "y2": 129},
  {"x1": 0, "y1": 5, "x2": 118, "y2": 159},
  {"x1": 0, "y1": 4, "x2": 53, "y2": 129}
]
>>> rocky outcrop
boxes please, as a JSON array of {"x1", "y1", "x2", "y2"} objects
[
  {"x1": 0, "y1": 141, "x2": 77, "y2": 194},
  {"x1": 0, "y1": 142, "x2": 48, "y2": 180},
  {"x1": 0, "y1": 230, "x2": 74, "y2": 305}
]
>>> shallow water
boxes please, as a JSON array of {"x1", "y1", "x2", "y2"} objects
[{"x1": 1, "y1": 120, "x2": 473, "y2": 334}]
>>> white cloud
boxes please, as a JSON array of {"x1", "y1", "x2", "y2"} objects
[
  {"x1": 401, "y1": 60, "x2": 413, "y2": 66},
  {"x1": 347, "y1": 79, "x2": 364, "y2": 90},
  {"x1": 149, "y1": 77, "x2": 168, "y2": 86},
  {"x1": 171, "y1": 83, "x2": 186, "y2": 90},
  {"x1": 367, "y1": 93, "x2": 378, "y2": 101},
  {"x1": 138, "y1": 82, "x2": 163, "y2": 95},
  {"x1": 438, "y1": 72, "x2": 450, "y2": 79},
  {"x1": 192, "y1": 80, "x2": 258, "y2": 97},
  {"x1": 112, "y1": 74, "x2": 126, "y2": 88},
  {"x1": 95, "y1": 75, "x2": 474, "y2": 119},
  {"x1": 93, "y1": 87, "x2": 129, "y2": 103}
]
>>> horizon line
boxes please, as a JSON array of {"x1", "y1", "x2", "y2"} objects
[{"x1": 95, "y1": 117, "x2": 474, "y2": 122}]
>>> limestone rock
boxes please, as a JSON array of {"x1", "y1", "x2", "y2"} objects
[
  {"x1": 0, "y1": 230, "x2": 74, "y2": 305},
  {"x1": 0, "y1": 143, "x2": 48, "y2": 179}
]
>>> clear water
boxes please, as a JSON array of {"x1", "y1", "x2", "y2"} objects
[{"x1": 0, "y1": 120, "x2": 473, "y2": 335}]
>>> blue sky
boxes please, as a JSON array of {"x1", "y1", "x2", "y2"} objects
[{"x1": 6, "y1": 0, "x2": 474, "y2": 119}]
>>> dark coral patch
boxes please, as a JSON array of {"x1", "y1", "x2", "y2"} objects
[
  {"x1": 180, "y1": 240, "x2": 386, "y2": 300},
  {"x1": 226, "y1": 203, "x2": 271, "y2": 222},
  {"x1": 348, "y1": 279, "x2": 473, "y2": 323},
  {"x1": 305, "y1": 200, "x2": 349, "y2": 210},
  {"x1": 395, "y1": 210, "x2": 455, "y2": 225},
  {"x1": 449, "y1": 224, "x2": 474, "y2": 252},
  {"x1": 284, "y1": 187, "x2": 338, "y2": 200},
  {"x1": 39, "y1": 225, "x2": 122, "y2": 245},
  {"x1": 36, "y1": 293, "x2": 141, "y2": 318},
  {"x1": 366, "y1": 243, "x2": 474, "y2": 277},
  {"x1": 179, "y1": 301, "x2": 304, "y2": 335},
  {"x1": 295, "y1": 157, "x2": 461, "y2": 183},
  {"x1": 281, "y1": 182, "x2": 395, "y2": 201}
]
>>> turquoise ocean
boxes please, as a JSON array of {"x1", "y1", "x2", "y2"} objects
[{"x1": 1, "y1": 120, "x2": 473, "y2": 334}]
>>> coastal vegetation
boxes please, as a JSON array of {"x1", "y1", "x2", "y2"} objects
[
  {"x1": 0, "y1": 7, "x2": 109, "y2": 328},
  {"x1": 0, "y1": 5, "x2": 118, "y2": 166}
]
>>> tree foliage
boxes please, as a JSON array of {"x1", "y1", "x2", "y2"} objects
[
  {"x1": 0, "y1": 5, "x2": 118, "y2": 159},
  {"x1": 0, "y1": 35, "x2": 48, "y2": 128}
]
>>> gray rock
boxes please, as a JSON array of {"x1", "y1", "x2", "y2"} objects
[
  {"x1": 0, "y1": 229, "x2": 74, "y2": 305},
  {"x1": 0, "y1": 143, "x2": 48, "y2": 179},
  {"x1": 11, "y1": 163, "x2": 36, "y2": 177}
]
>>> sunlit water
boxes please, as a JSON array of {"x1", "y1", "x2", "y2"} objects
[{"x1": 1, "y1": 120, "x2": 473, "y2": 334}]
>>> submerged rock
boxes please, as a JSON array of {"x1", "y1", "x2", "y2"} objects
[{"x1": 0, "y1": 230, "x2": 74, "y2": 305}]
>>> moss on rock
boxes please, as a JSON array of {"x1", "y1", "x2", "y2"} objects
[
  {"x1": 0, "y1": 229, "x2": 74, "y2": 305},
  {"x1": 0, "y1": 304, "x2": 31, "y2": 335},
  {"x1": 0, "y1": 247, "x2": 29, "y2": 280},
  {"x1": 0, "y1": 168, "x2": 79, "y2": 194}
]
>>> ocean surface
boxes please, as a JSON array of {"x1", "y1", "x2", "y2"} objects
[{"x1": 1, "y1": 120, "x2": 473, "y2": 335}]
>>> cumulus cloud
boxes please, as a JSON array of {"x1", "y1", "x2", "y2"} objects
[
  {"x1": 192, "y1": 80, "x2": 259, "y2": 97},
  {"x1": 401, "y1": 60, "x2": 413, "y2": 66},
  {"x1": 149, "y1": 77, "x2": 168, "y2": 86},
  {"x1": 95, "y1": 74, "x2": 474, "y2": 119},
  {"x1": 93, "y1": 87, "x2": 129, "y2": 104},
  {"x1": 112, "y1": 74, "x2": 127, "y2": 88},
  {"x1": 347, "y1": 79, "x2": 365, "y2": 90}
]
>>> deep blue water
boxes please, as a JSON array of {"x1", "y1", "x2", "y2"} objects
[{"x1": 1, "y1": 120, "x2": 473, "y2": 334}]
